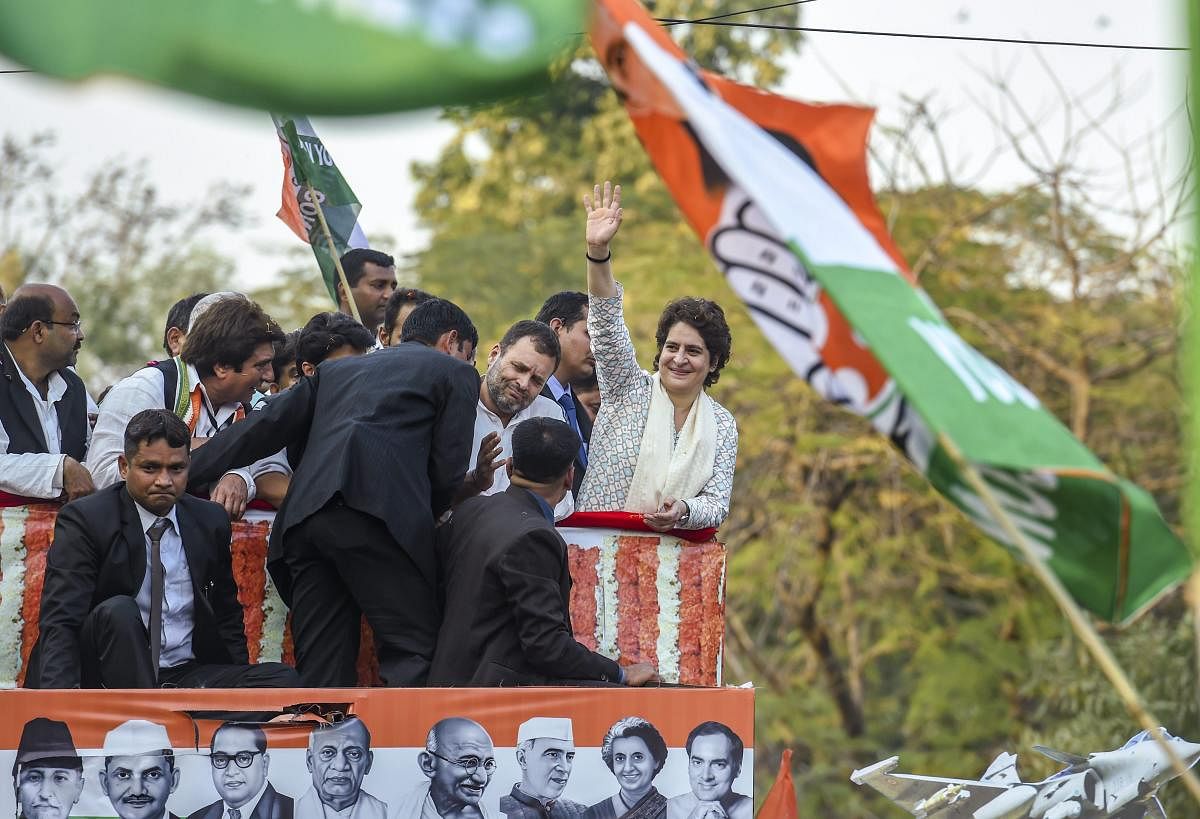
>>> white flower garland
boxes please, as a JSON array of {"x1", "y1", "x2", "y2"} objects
[
  {"x1": 596, "y1": 539, "x2": 620, "y2": 659},
  {"x1": 655, "y1": 538, "x2": 682, "y2": 684},
  {"x1": 0, "y1": 506, "x2": 30, "y2": 688}
]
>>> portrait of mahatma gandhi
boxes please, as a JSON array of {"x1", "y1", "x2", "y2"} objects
[
  {"x1": 295, "y1": 719, "x2": 386, "y2": 819},
  {"x1": 13, "y1": 718, "x2": 85, "y2": 819},
  {"x1": 99, "y1": 720, "x2": 180, "y2": 819},
  {"x1": 394, "y1": 717, "x2": 496, "y2": 819}
]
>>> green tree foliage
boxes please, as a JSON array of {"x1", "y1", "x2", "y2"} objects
[{"x1": 407, "y1": 6, "x2": 1196, "y2": 816}]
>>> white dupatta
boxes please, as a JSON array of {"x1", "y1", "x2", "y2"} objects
[{"x1": 625, "y1": 373, "x2": 717, "y2": 513}]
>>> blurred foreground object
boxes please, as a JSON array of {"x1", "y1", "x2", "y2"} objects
[{"x1": 0, "y1": 0, "x2": 585, "y2": 114}]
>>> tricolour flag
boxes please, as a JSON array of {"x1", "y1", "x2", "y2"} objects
[
  {"x1": 273, "y1": 115, "x2": 369, "y2": 304},
  {"x1": 591, "y1": 0, "x2": 1192, "y2": 623}
]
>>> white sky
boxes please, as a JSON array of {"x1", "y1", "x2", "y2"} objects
[{"x1": 0, "y1": 0, "x2": 1188, "y2": 289}]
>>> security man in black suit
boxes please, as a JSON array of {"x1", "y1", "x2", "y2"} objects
[
  {"x1": 26, "y1": 409, "x2": 299, "y2": 688},
  {"x1": 186, "y1": 299, "x2": 480, "y2": 687},
  {"x1": 428, "y1": 417, "x2": 657, "y2": 687},
  {"x1": 534, "y1": 292, "x2": 594, "y2": 495}
]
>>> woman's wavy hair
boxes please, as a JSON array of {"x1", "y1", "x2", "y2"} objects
[
  {"x1": 600, "y1": 716, "x2": 668, "y2": 776},
  {"x1": 652, "y1": 298, "x2": 732, "y2": 388}
]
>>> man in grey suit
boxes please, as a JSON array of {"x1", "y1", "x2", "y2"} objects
[
  {"x1": 188, "y1": 299, "x2": 480, "y2": 687},
  {"x1": 189, "y1": 724, "x2": 293, "y2": 819}
]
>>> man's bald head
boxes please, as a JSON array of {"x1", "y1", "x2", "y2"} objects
[{"x1": 420, "y1": 718, "x2": 495, "y2": 809}]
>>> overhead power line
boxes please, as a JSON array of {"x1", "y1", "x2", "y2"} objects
[
  {"x1": 659, "y1": 0, "x2": 815, "y2": 27},
  {"x1": 652, "y1": 15, "x2": 1187, "y2": 52}
]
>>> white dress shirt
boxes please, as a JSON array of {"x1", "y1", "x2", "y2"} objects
[
  {"x1": 132, "y1": 502, "x2": 195, "y2": 668},
  {"x1": 86, "y1": 363, "x2": 284, "y2": 495},
  {"x1": 469, "y1": 395, "x2": 573, "y2": 519},
  {"x1": 223, "y1": 781, "x2": 268, "y2": 819},
  {"x1": 0, "y1": 343, "x2": 87, "y2": 498}
]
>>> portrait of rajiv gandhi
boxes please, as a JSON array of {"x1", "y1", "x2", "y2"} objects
[
  {"x1": 295, "y1": 718, "x2": 386, "y2": 819},
  {"x1": 394, "y1": 718, "x2": 497, "y2": 819},
  {"x1": 665, "y1": 723, "x2": 750, "y2": 819},
  {"x1": 13, "y1": 718, "x2": 85, "y2": 819},
  {"x1": 99, "y1": 720, "x2": 180, "y2": 819}
]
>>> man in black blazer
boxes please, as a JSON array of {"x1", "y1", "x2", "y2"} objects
[
  {"x1": 186, "y1": 299, "x2": 480, "y2": 687},
  {"x1": 189, "y1": 723, "x2": 293, "y2": 819},
  {"x1": 535, "y1": 292, "x2": 594, "y2": 496},
  {"x1": 25, "y1": 409, "x2": 299, "y2": 689},
  {"x1": 429, "y1": 417, "x2": 657, "y2": 687}
]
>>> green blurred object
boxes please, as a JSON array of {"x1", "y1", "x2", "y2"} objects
[
  {"x1": 1189, "y1": 0, "x2": 1200, "y2": 561},
  {"x1": 0, "y1": 0, "x2": 585, "y2": 114}
]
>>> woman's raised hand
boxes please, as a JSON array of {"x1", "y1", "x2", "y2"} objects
[{"x1": 584, "y1": 181, "x2": 623, "y2": 252}]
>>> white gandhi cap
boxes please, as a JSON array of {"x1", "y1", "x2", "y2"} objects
[
  {"x1": 517, "y1": 717, "x2": 574, "y2": 746},
  {"x1": 102, "y1": 720, "x2": 173, "y2": 757}
]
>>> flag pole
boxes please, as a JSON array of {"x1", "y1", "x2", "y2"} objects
[
  {"x1": 305, "y1": 180, "x2": 361, "y2": 324},
  {"x1": 937, "y1": 432, "x2": 1200, "y2": 807}
]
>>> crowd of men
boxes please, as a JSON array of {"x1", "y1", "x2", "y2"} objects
[{"x1": 0, "y1": 246, "x2": 658, "y2": 689}]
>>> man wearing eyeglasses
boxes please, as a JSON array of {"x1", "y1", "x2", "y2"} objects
[
  {"x1": 395, "y1": 718, "x2": 497, "y2": 819},
  {"x1": 0, "y1": 284, "x2": 95, "y2": 501},
  {"x1": 297, "y1": 719, "x2": 385, "y2": 819},
  {"x1": 188, "y1": 723, "x2": 293, "y2": 819}
]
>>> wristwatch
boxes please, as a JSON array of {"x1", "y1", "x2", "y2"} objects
[{"x1": 677, "y1": 501, "x2": 691, "y2": 526}]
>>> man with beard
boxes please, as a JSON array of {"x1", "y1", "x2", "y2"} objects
[
  {"x1": 13, "y1": 718, "x2": 85, "y2": 819},
  {"x1": 188, "y1": 723, "x2": 294, "y2": 819},
  {"x1": 455, "y1": 320, "x2": 569, "y2": 518},
  {"x1": 99, "y1": 720, "x2": 181, "y2": 819},
  {"x1": 665, "y1": 724, "x2": 750, "y2": 819},
  {"x1": 296, "y1": 719, "x2": 385, "y2": 819},
  {"x1": 500, "y1": 719, "x2": 585, "y2": 819},
  {"x1": 0, "y1": 284, "x2": 94, "y2": 501},
  {"x1": 394, "y1": 718, "x2": 497, "y2": 819}
]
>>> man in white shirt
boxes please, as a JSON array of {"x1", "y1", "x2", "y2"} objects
[
  {"x1": 456, "y1": 321, "x2": 570, "y2": 518},
  {"x1": 86, "y1": 297, "x2": 285, "y2": 520},
  {"x1": 0, "y1": 284, "x2": 94, "y2": 501},
  {"x1": 25, "y1": 409, "x2": 300, "y2": 689},
  {"x1": 297, "y1": 719, "x2": 386, "y2": 819}
]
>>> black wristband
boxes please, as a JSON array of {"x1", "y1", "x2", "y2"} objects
[{"x1": 586, "y1": 249, "x2": 612, "y2": 264}]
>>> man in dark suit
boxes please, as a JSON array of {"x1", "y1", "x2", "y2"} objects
[
  {"x1": 189, "y1": 723, "x2": 293, "y2": 819},
  {"x1": 186, "y1": 299, "x2": 480, "y2": 687},
  {"x1": 0, "y1": 284, "x2": 94, "y2": 501},
  {"x1": 429, "y1": 417, "x2": 657, "y2": 687},
  {"x1": 535, "y1": 292, "x2": 594, "y2": 495},
  {"x1": 25, "y1": 409, "x2": 299, "y2": 689}
]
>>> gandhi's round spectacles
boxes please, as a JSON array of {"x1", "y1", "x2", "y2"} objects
[
  {"x1": 427, "y1": 750, "x2": 497, "y2": 775},
  {"x1": 210, "y1": 751, "x2": 263, "y2": 769}
]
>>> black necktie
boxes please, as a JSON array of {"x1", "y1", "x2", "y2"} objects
[
  {"x1": 228, "y1": 809, "x2": 241, "y2": 819},
  {"x1": 146, "y1": 517, "x2": 171, "y2": 677}
]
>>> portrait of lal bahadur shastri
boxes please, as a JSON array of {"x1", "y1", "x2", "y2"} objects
[
  {"x1": 12, "y1": 718, "x2": 85, "y2": 819},
  {"x1": 99, "y1": 720, "x2": 181, "y2": 819}
]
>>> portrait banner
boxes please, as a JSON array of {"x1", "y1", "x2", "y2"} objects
[
  {"x1": 0, "y1": 503, "x2": 726, "y2": 688},
  {"x1": 590, "y1": 0, "x2": 1192, "y2": 623},
  {"x1": 0, "y1": 687, "x2": 753, "y2": 819}
]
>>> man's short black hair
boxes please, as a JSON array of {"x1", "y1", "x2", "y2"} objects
[
  {"x1": 273, "y1": 330, "x2": 300, "y2": 378},
  {"x1": 511, "y1": 417, "x2": 578, "y2": 484},
  {"x1": 400, "y1": 298, "x2": 478, "y2": 351},
  {"x1": 296, "y1": 312, "x2": 375, "y2": 368},
  {"x1": 684, "y1": 721, "x2": 744, "y2": 780},
  {"x1": 339, "y1": 248, "x2": 395, "y2": 288},
  {"x1": 210, "y1": 723, "x2": 267, "y2": 754},
  {"x1": 498, "y1": 320, "x2": 560, "y2": 370},
  {"x1": 162, "y1": 293, "x2": 210, "y2": 355},
  {"x1": 181, "y1": 298, "x2": 285, "y2": 378},
  {"x1": 383, "y1": 288, "x2": 434, "y2": 337},
  {"x1": 123, "y1": 409, "x2": 190, "y2": 461},
  {"x1": 534, "y1": 291, "x2": 588, "y2": 329},
  {"x1": 0, "y1": 294, "x2": 54, "y2": 341}
]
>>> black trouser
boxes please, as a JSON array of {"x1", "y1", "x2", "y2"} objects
[
  {"x1": 80, "y1": 595, "x2": 300, "y2": 688},
  {"x1": 284, "y1": 501, "x2": 439, "y2": 687}
]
